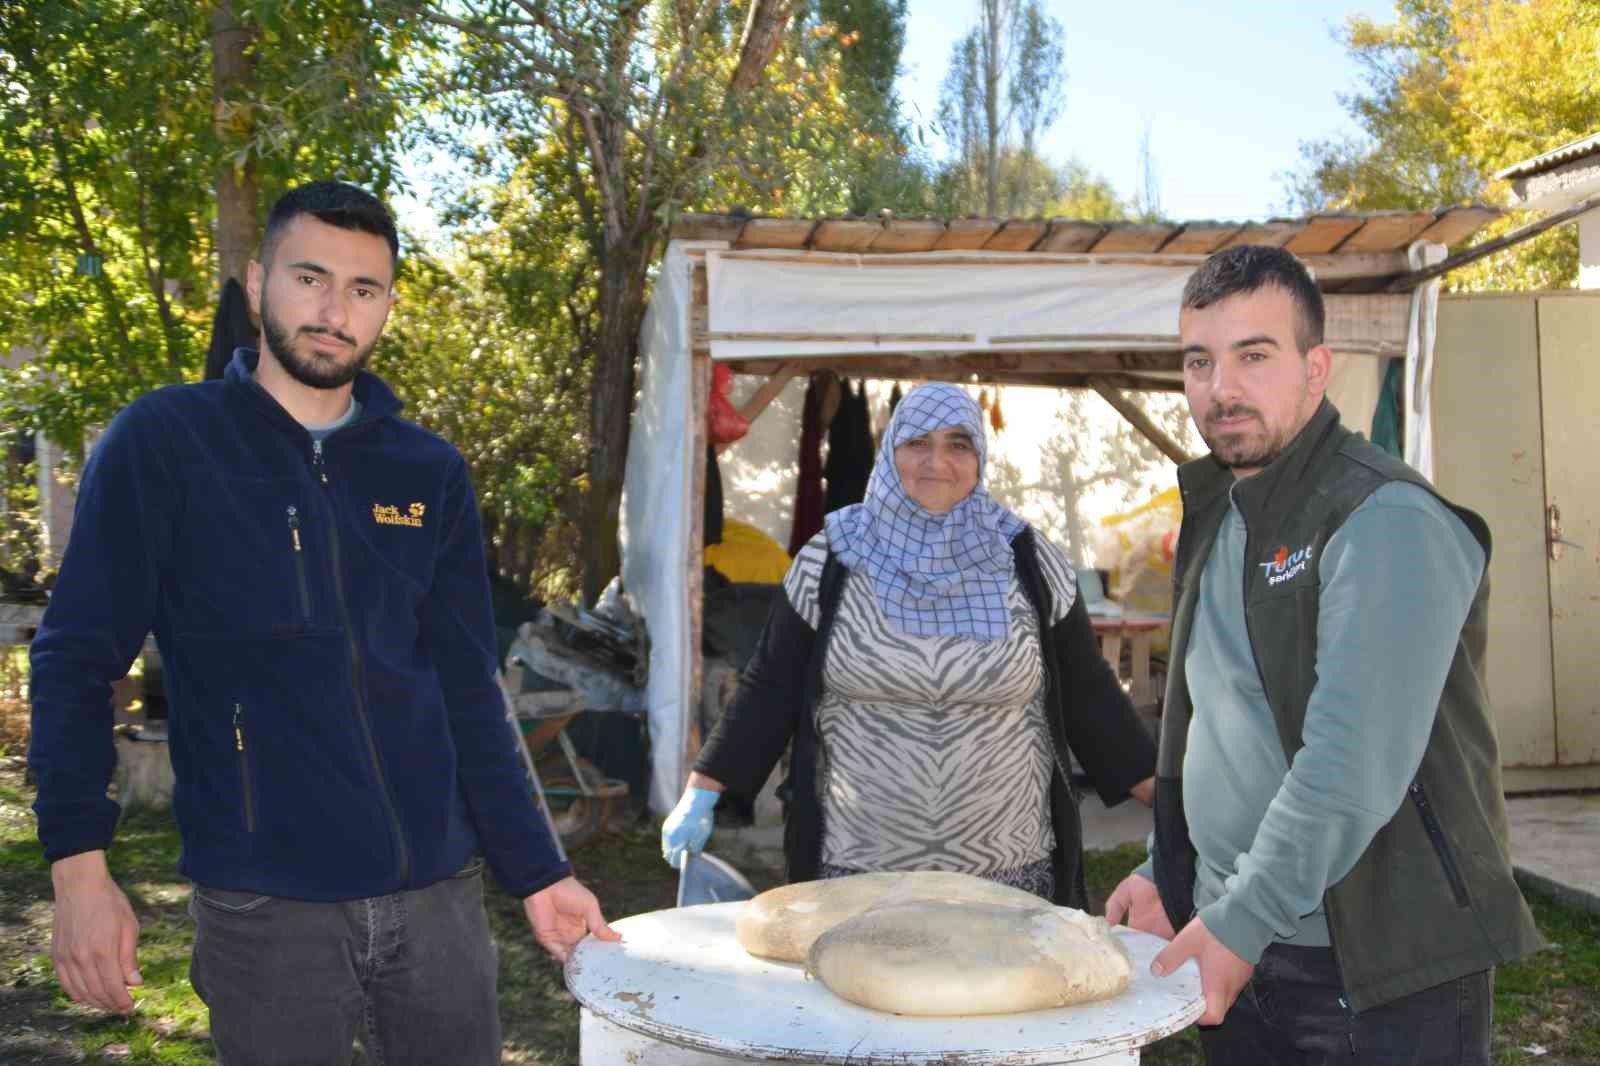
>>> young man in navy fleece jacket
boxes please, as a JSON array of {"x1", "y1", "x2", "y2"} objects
[{"x1": 29, "y1": 181, "x2": 617, "y2": 1064}]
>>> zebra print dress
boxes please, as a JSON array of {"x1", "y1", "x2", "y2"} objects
[{"x1": 784, "y1": 530, "x2": 1079, "y2": 880}]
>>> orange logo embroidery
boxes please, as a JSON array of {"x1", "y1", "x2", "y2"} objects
[{"x1": 373, "y1": 502, "x2": 426, "y2": 528}]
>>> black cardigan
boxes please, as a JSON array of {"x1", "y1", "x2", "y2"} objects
[{"x1": 694, "y1": 527, "x2": 1156, "y2": 908}]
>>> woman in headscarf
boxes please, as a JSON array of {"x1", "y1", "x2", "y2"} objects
[{"x1": 662, "y1": 383, "x2": 1155, "y2": 906}]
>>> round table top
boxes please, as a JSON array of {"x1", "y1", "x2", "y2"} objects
[{"x1": 565, "y1": 902, "x2": 1202, "y2": 1065}]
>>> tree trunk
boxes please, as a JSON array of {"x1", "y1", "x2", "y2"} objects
[
  {"x1": 579, "y1": 235, "x2": 651, "y2": 606},
  {"x1": 212, "y1": 0, "x2": 257, "y2": 294},
  {"x1": 981, "y1": 0, "x2": 1002, "y2": 217}
]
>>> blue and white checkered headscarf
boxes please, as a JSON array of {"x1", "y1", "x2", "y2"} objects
[{"x1": 824, "y1": 382, "x2": 1025, "y2": 642}]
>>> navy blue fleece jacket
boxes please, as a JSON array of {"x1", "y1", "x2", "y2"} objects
[{"x1": 29, "y1": 349, "x2": 571, "y2": 900}]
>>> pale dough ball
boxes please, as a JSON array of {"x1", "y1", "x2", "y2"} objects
[{"x1": 807, "y1": 899, "x2": 1133, "y2": 1016}]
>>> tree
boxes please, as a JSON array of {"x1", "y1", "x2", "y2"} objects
[
  {"x1": 378, "y1": 240, "x2": 591, "y2": 598},
  {"x1": 936, "y1": 0, "x2": 1065, "y2": 217},
  {"x1": 400, "y1": 0, "x2": 909, "y2": 603},
  {"x1": 1286, "y1": 0, "x2": 1600, "y2": 290},
  {"x1": 0, "y1": 0, "x2": 414, "y2": 449}
]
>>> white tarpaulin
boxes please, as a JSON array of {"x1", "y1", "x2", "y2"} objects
[
  {"x1": 621, "y1": 242, "x2": 701, "y2": 815},
  {"x1": 1404, "y1": 241, "x2": 1448, "y2": 480},
  {"x1": 706, "y1": 250, "x2": 1196, "y2": 361}
]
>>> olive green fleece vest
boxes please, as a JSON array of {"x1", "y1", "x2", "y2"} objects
[{"x1": 1152, "y1": 401, "x2": 1543, "y2": 1013}]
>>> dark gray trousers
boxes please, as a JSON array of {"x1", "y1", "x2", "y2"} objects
[
  {"x1": 188, "y1": 863, "x2": 500, "y2": 1066},
  {"x1": 1199, "y1": 942, "x2": 1492, "y2": 1066}
]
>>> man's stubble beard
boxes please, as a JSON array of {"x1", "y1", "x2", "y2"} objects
[
  {"x1": 1200, "y1": 385, "x2": 1315, "y2": 472},
  {"x1": 259, "y1": 283, "x2": 375, "y2": 391}
]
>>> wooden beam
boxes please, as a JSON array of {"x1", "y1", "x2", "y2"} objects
[
  {"x1": 718, "y1": 349, "x2": 1183, "y2": 377},
  {"x1": 1161, "y1": 223, "x2": 1243, "y2": 255},
  {"x1": 868, "y1": 219, "x2": 946, "y2": 252},
  {"x1": 1221, "y1": 221, "x2": 1303, "y2": 248},
  {"x1": 810, "y1": 219, "x2": 881, "y2": 252},
  {"x1": 982, "y1": 220, "x2": 1049, "y2": 250},
  {"x1": 1386, "y1": 193, "x2": 1600, "y2": 292},
  {"x1": 1090, "y1": 222, "x2": 1180, "y2": 253},
  {"x1": 1091, "y1": 381, "x2": 1192, "y2": 464},
  {"x1": 671, "y1": 213, "x2": 748, "y2": 244},
  {"x1": 734, "y1": 218, "x2": 817, "y2": 249},
  {"x1": 935, "y1": 219, "x2": 1001, "y2": 249},
  {"x1": 1035, "y1": 220, "x2": 1106, "y2": 252},
  {"x1": 1300, "y1": 251, "x2": 1409, "y2": 283},
  {"x1": 1412, "y1": 205, "x2": 1500, "y2": 248},
  {"x1": 1336, "y1": 211, "x2": 1437, "y2": 252},
  {"x1": 1285, "y1": 215, "x2": 1364, "y2": 255}
]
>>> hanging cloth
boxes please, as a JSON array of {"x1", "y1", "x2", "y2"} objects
[
  {"x1": 823, "y1": 379, "x2": 873, "y2": 513},
  {"x1": 788, "y1": 372, "x2": 828, "y2": 553},
  {"x1": 205, "y1": 278, "x2": 255, "y2": 381}
]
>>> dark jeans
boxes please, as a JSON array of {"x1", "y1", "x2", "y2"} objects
[
  {"x1": 188, "y1": 862, "x2": 500, "y2": 1066},
  {"x1": 1199, "y1": 942, "x2": 1492, "y2": 1066}
]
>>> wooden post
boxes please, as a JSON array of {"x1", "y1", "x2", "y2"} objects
[{"x1": 1091, "y1": 380, "x2": 1192, "y2": 465}]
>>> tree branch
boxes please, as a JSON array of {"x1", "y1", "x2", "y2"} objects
[{"x1": 729, "y1": 0, "x2": 795, "y2": 96}]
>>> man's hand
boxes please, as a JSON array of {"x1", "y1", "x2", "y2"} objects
[
  {"x1": 523, "y1": 876, "x2": 621, "y2": 964},
  {"x1": 1104, "y1": 871, "x2": 1175, "y2": 939},
  {"x1": 50, "y1": 851, "x2": 142, "y2": 1013},
  {"x1": 1151, "y1": 915, "x2": 1254, "y2": 1025}
]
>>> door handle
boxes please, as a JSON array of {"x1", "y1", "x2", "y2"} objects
[{"x1": 1549, "y1": 503, "x2": 1585, "y2": 561}]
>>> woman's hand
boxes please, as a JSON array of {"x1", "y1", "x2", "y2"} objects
[{"x1": 661, "y1": 777, "x2": 724, "y2": 868}]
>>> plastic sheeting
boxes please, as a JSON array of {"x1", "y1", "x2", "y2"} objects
[
  {"x1": 1404, "y1": 241, "x2": 1448, "y2": 480},
  {"x1": 621, "y1": 242, "x2": 700, "y2": 815},
  {"x1": 706, "y1": 250, "x2": 1196, "y2": 361}
]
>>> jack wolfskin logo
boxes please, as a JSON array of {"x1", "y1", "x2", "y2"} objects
[
  {"x1": 1259, "y1": 542, "x2": 1314, "y2": 587},
  {"x1": 373, "y1": 501, "x2": 426, "y2": 528}
]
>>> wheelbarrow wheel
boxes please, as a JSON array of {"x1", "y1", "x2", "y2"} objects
[{"x1": 541, "y1": 774, "x2": 630, "y2": 849}]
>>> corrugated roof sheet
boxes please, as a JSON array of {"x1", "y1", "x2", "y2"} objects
[{"x1": 1494, "y1": 132, "x2": 1600, "y2": 181}]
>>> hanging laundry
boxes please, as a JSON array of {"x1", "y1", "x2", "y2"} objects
[
  {"x1": 788, "y1": 372, "x2": 828, "y2": 554},
  {"x1": 823, "y1": 379, "x2": 873, "y2": 513}
]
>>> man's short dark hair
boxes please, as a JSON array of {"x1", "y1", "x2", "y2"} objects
[
  {"x1": 1180, "y1": 244, "x2": 1325, "y2": 353},
  {"x1": 259, "y1": 181, "x2": 399, "y2": 269}
]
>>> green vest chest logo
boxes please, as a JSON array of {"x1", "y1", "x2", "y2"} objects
[{"x1": 1259, "y1": 542, "x2": 1315, "y2": 587}]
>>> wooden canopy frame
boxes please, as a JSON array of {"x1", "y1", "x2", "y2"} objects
[{"x1": 648, "y1": 206, "x2": 1501, "y2": 798}]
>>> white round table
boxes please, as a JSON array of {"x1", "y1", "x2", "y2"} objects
[{"x1": 564, "y1": 902, "x2": 1202, "y2": 1065}]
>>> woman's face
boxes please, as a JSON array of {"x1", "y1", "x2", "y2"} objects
[{"x1": 893, "y1": 425, "x2": 980, "y2": 514}]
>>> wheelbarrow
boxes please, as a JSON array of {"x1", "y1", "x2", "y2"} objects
[{"x1": 500, "y1": 668, "x2": 629, "y2": 850}]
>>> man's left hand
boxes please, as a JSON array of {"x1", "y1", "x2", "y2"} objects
[
  {"x1": 1150, "y1": 915, "x2": 1254, "y2": 1026},
  {"x1": 523, "y1": 877, "x2": 621, "y2": 963}
]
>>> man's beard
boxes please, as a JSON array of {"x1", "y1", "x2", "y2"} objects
[
  {"x1": 1199, "y1": 404, "x2": 1290, "y2": 471},
  {"x1": 260, "y1": 287, "x2": 373, "y2": 390}
]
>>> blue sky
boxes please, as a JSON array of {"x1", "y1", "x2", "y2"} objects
[{"x1": 898, "y1": 0, "x2": 1399, "y2": 221}]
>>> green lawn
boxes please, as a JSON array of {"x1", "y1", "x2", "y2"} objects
[{"x1": 1, "y1": 762, "x2": 1595, "y2": 1064}]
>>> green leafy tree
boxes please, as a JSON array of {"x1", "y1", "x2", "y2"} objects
[
  {"x1": 397, "y1": 0, "x2": 910, "y2": 603},
  {"x1": 936, "y1": 0, "x2": 1066, "y2": 217},
  {"x1": 1286, "y1": 0, "x2": 1600, "y2": 290},
  {"x1": 0, "y1": 0, "x2": 413, "y2": 447},
  {"x1": 379, "y1": 239, "x2": 591, "y2": 598}
]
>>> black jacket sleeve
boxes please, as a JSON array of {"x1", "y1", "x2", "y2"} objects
[
  {"x1": 1051, "y1": 593, "x2": 1157, "y2": 805},
  {"x1": 692, "y1": 589, "x2": 816, "y2": 804}
]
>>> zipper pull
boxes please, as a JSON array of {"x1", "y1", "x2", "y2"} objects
[
  {"x1": 312, "y1": 440, "x2": 329, "y2": 485},
  {"x1": 233, "y1": 703, "x2": 245, "y2": 752},
  {"x1": 287, "y1": 506, "x2": 302, "y2": 551}
]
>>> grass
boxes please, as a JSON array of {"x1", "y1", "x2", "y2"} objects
[{"x1": 0, "y1": 746, "x2": 1596, "y2": 1064}]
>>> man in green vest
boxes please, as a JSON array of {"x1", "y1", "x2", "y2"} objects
[{"x1": 1105, "y1": 244, "x2": 1541, "y2": 1064}]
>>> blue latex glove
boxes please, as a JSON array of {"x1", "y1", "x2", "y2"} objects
[{"x1": 661, "y1": 787, "x2": 720, "y2": 869}]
